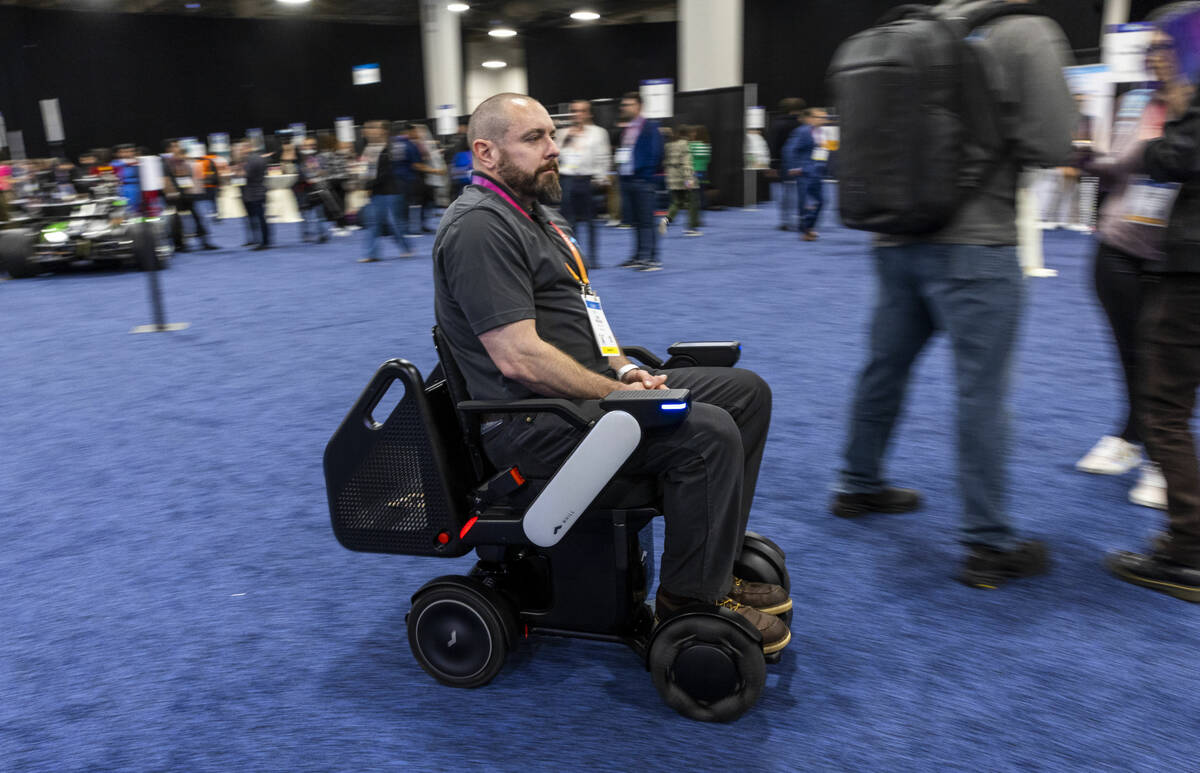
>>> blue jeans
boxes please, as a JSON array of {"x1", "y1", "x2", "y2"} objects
[
  {"x1": 799, "y1": 166, "x2": 826, "y2": 232},
  {"x1": 778, "y1": 179, "x2": 797, "y2": 228},
  {"x1": 561, "y1": 174, "x2": 598, "y2": 267},
  {"x1": 364, "y1": 193, "x2": 411, "y2": 258},
  {"x1": 839, "y1": 243, "x2": 1025, "y2": 549},
  {"x1": 621, "y1": 176, "x2": 658, "y2": 264}
]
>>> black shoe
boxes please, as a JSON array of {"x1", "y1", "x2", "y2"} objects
[
  {"x1": 1106, "y1": 550, "x2": 1200, "y2": 602},
  {"x1": 636, "y1": 261, "x2": 663, "y2": 272},
  {"x1": 831, "y1": 487, "x2": 921, "y2": 518},
  {"x1": 778, "y1": 225, "x2": 792, "y2": 232},
  {"x1": 242, "y1": 241, "x2": 257, "y2": 247},
  {"x1": 201, "y1": 242, "x2": 218, "y2": 251},
  {"x1": 319, "y1": 234, "x2": 329, "y2": 244},
  {"x1": 620, "y1": 257, "x2": 643, "y2": 268},
  {"x1": 175, "y1": 245, "x2": 190, "y2": 253},
  {"x1": 960, "y1": 541, "x2": 1049, "y2": 589},
  {"x1": 252, "y1": 244, "x2": 270, "y2": 251}
]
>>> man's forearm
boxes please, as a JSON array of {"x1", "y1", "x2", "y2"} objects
[{"x1": 515, "y1": 341, "x2": 622, "y2": 399}]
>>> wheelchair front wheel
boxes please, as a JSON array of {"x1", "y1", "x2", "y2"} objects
[
  {"x1": 648, "y1": 610, "x2": 766, "y2": 722},
  {"x1": 407, "y1": 576, "x2": 515, "y2": 688}
]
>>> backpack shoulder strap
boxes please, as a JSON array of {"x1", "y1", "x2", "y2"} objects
[
  {"x1": 966, "y1": 1, "x2": 1047, "y2": 31},
  {"x1": 876, "y1": 3, "x2": 937, "y2": 26}
]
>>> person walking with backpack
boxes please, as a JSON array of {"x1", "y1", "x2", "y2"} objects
[
  {"x1": 783, "y1": 108, "x2": 830, "y2": 241},
  {"x1": 828, "y1": 0, "x2": 1076, "y2": 588}
]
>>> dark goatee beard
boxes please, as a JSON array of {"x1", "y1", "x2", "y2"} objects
[{"x1": 499, "y1": 155, "x2": 561, "y2": 205}]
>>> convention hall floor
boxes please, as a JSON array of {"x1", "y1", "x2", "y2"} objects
[{"x1": 3, "y1": 196, "x2": 1196, "y2": 770}]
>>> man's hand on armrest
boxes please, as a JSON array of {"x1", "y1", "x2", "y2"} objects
[{"x1": 480, "y1": 319, "x2": 656, "y2": 399}]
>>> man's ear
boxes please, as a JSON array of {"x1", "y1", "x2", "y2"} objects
[{"x1": 473, "y1": 139, "x2": 496, "y2": 171}]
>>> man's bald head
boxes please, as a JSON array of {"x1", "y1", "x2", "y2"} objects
[
  {"x1": 468, "y1": 93, "x2": 542, "y2": 147},
  {"x1": 467, "y1": 92, "x2": 561, "y2": 206}
]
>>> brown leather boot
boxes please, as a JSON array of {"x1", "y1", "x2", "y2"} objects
[{"x1": 728, "y1": 576, "x2": 792, "y2": 615}]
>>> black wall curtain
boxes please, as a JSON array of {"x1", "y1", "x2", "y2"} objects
[
  {"x1": 0, "y1": 7, "x2": 426, "y2": 157},
  {"x1": 744, "y1": 0, "x2": 1106, "y2": 112},
  {"x1": 673, "y1": 86, "x2": 748, "y2": 209},
  {"x1": 525, "y1": 22, "x2": 677, "y2": 109}
]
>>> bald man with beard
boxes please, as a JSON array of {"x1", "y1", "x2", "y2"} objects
[{"x1": 431, "y1": 93, "x2": 791, "y2": 654}]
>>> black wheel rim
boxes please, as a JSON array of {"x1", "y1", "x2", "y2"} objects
[{"x1": 414, "y1": 599, "x2": 494, "y2": 681}]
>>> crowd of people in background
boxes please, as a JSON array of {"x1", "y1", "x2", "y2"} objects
[{"x1": 0, "y1": 100, "x2": 727, "y2": 270}]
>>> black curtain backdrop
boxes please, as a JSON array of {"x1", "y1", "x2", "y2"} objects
[
  {"x1": 673, "y1": 86, "x2": 748, "y2": 208},
  {"x1": 525, "y1": 22, "x2": 677, "y2": 108},
  {"x1": 0, "y1": 7, "x2": 426, "y2": 158},
  {"x1": 744, "y1": 0, "x2": 1107, "y2": 112}
]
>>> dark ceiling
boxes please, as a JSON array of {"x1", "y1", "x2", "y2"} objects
[{"x1": 0, "y1": 0, "x2": 677, "y2": 31}]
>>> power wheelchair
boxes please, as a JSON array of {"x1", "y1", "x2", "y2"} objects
[{"x1": 323, "y1": 328, "x2": 791, "y2": 722}]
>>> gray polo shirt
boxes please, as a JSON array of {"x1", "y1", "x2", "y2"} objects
[{"x1": 433, "y1": 175, "x2": 610, "y2": 401}]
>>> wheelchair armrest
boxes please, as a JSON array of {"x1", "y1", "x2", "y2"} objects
[
  {"x1": 621, "y1": 345, "x2": 664, "y2": 370},
  {"x1": 663, "y1": 341, "x2": 741, "y2": 369},
  {"x1": 599, "y1": 388, "x2": 691, "y2": 428},
  {"x1": 457, "y1": 399, "x2": 595, "y2": 431}
]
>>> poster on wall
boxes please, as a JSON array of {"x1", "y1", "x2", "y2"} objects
[
  {"x1": 8, "y1": 131, "x2": 26, "y2": 160},
  {"x1": 1103, "y1": 22, "x2": 1156, "y2": 83},
  {"x1": 1064, "y1": 64, "x2": 1114, "y2": 153},
  {"x1": 353, "y1": 64, "x2": 381, "y2": 86},
  {"x1": 640, "y1": 79, "x2": 673, "y2": 119},
  {"x1": 39, "y1": 98, "x2": 64, "y2": 144},
  {"x1": 208, "y1": 133, "x2": 230, "y2": 154},
  {"x1": 289, "y1": 123, "x2": 307, "y2": 145},
  {"x1": 335, "y1": 117, "x2": 356, "y2": 144},
  {"x1": 745, "y1": 106, "x2": 765, "y2": 130},
  {"x1": 436, "y1": 105, "x2": 457, "y2": 136},
  {"x1": 138, "y1": 155, "x2": 164, "y2": 192}
]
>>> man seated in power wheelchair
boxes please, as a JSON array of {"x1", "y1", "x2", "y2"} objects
[{"x1": 324, "y1": 93, "x2": 791, "y2": 722}]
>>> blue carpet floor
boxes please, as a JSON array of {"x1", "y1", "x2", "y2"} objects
[{"x1": 2, "y1": 196, "x2": 1198, "y2": 771}]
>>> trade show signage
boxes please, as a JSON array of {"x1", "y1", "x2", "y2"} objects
[
  {"x1": 640, "y1": 79, "x2": 673, "y2": 119},
  {"x1": 208, "y1": 133, "x2": 230, "y2": 153},
  {"x1": 745, "y1": 106, "x2": 765, "y2": 130},
  {"x1": 39, "y1": 98, "x2": 64, "y2": 143},
  {"x1": 1103, "y1": 22, "x2": 1155, "y2": 83},
  {"x1": 335, "y1": 117, "x2": 356, "y2": 144},
  {"x1": 353, "y1": 64, "x2": 381, "y2": 86},
  {"x1": 436, "y1": 105, "x2": 457, "y2": 136}
]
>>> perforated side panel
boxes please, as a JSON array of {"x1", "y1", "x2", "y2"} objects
[{"x1": 330, "y1": 395, "x2": 460, "y2": 555}]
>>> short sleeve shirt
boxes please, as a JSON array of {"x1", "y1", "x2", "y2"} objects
[{"x1": 433, "y1": 175, "x2": 610, "y2": 401}]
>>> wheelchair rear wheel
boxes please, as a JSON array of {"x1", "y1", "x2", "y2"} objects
[
  {"x1": 407, "y1": 576, "x2": 516, "y2": 688},
  {"x1": 735, "y1": 531, "x2": 792, "y2": 629},
  {"x1": 648, "y1": 611, "x2": 766, "y2": 722}
]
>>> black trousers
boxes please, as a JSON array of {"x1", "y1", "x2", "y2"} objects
[
  {"x1": 1139, "y1": 272, "x2": 1200, "y2": 566},
  {"x1": 244, "y1": 199, "x2": 270, "y2": 246},
  {"x1": 560, "y1": 175, "x2": 598, "y2": 268},
  {"x1": 482, "y1": 367, "x2": 772, "y2": 601},
  {"x1": 1094, "y1": 242, "x2": 1149, "y2": 444},
  {"x1": 173, "y1": 196, "x2": 209, "y2": 247}
]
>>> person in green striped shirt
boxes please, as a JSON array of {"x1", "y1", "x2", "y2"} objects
[{"x1": 688, "y1": 125, "x2": 712, "y2": 216}]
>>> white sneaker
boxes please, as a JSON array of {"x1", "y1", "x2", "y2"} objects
[
  {"x1": 1075, "y1": 436, "x2": 1141, "y2": 475},
  {"x1": 1130, "y1": 462, "x2": 1167, "y2": 510},
  {"x1": 658, "y1": 216, "x2": 669, "y2": 235}
]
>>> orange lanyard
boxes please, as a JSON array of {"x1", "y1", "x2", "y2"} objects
[{"x1": 549, "y1": 221, "x2": 591, "y2": 290}]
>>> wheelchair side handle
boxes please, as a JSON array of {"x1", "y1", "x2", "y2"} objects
[
  {"x1": 621, "y1": 346, "x2": 663, "y2": 370},
  {"x1": 352, "y1": 358, "x2": 421, "y2": 429}
]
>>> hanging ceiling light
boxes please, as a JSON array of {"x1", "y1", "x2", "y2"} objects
[
  {"x1": 482, "y1": 60, "x2": 508, "y2": 69},
  {"x1": 488, "y1": 28, "x2": 518, "y2": 38},
  {"x1": 447, "y1": 3, "x2": 470, "y2": 11},
  {"x1": 570, "y1": 10, "x2": 600, "y2": 21},
  {"x1": 276, "y1": 0, "x2": 311, "y2": 5}
]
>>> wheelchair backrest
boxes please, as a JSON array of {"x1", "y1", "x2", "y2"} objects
[
  {"x1": 323, "y1": 358, "x2": 474, "y2": 557},
  {"x1": 431, "y1": 325, "x2": 490, "y2": 480}
]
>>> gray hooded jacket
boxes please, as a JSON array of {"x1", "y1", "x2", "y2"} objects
[{"x1": 898, "y1": 0, "x2": 1077, "y2": 245}]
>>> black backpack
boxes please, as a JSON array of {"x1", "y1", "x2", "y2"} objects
[{"x1": 828, "y1": 1, "x2": 1044, "y2": 235}]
